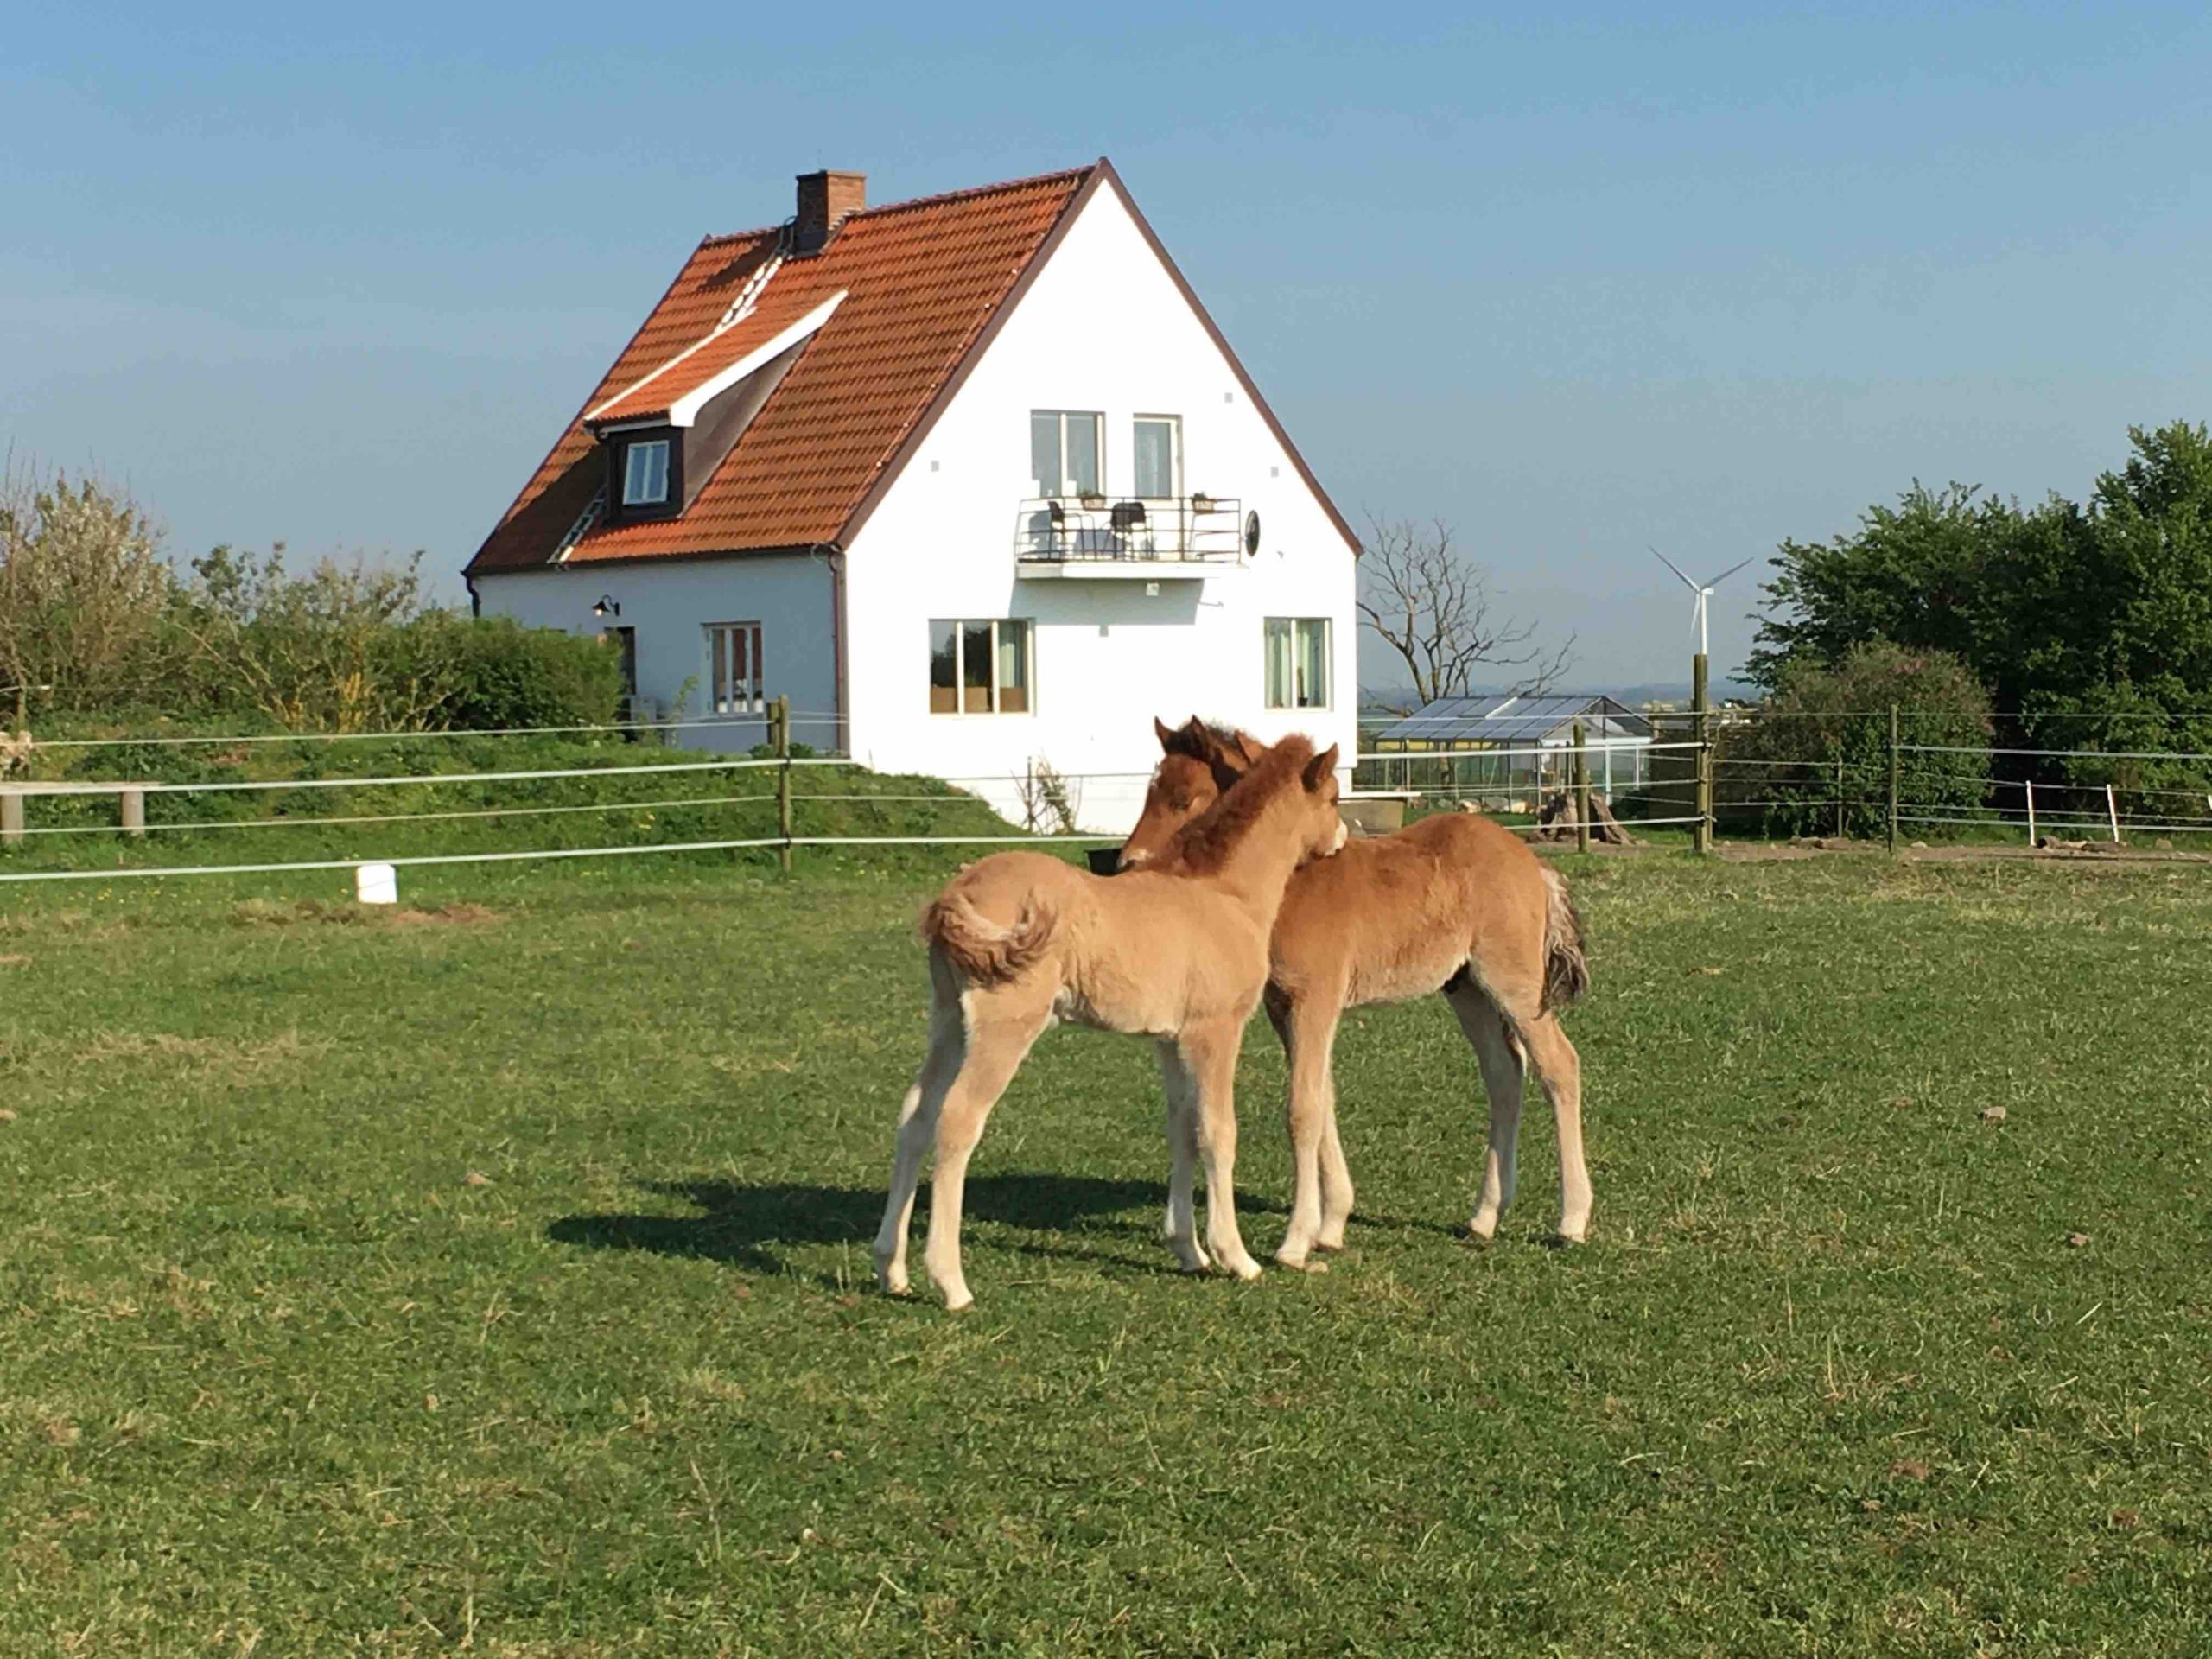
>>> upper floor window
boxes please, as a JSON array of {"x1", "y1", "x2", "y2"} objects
[
  {"x1": 1263, "y1": 617, "x2": 1332, "y2": 710},
  {"x1": 623, "y1": 439, "x2": 671, "y2": 506},
  {"x1": 930, "y1": 618, "x2": 1032, "y2": 715},
  {"x1": 1030, "y1": 410, "x2": 1101, "y2": 498},
  {"x1": 1133, "y1": 416, "x2": 1181, "y2": 499},
  {"x1": 704, "y1": 620, "x2": 763, "y2": 715}
]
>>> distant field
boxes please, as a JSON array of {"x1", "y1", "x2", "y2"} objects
[{"x1": 3, "y1": 850, "x2": 2209, "y2": 1653}]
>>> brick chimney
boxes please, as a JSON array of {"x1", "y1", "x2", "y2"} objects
[{"x1": 794, "y1": 169, "x2": 866, "y2": 254}]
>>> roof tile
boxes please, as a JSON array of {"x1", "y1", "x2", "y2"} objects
[{"x1": 468, "y1": 168, "x2": 1091, "y2": 571}]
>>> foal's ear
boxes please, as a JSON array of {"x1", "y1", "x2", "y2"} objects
[
  {"x1": 1303, "y1": 744, "x2": 1340, "y2": 791},
  {"x1": 1154, "y1": 715, "x2": 1178, "y2": 752}
]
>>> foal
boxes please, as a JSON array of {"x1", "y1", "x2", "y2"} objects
[
  {"x1": 874, "y1": 735, "x2": 1344, "y2": 1310},
  {"x1": 1122, "y1": 718, "x2": 1592, "y2": 1265}
]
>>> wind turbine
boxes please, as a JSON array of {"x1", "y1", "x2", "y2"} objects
[{"x1": 1649, "y1": 548, "x2": 1755, "y2": 661}]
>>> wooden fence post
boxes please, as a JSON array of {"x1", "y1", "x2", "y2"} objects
[
  {"x1": 1886, "y1": 704, "x2": 1900, "y2": 855},
  {"x1": 1573, "y1": 721, "x2": 1591, "y2": 854},
  {"x1": 120, "y1": 786, "x2": 145, "y2": 838},
  {"x1": 0, "y1": 789, "x2": 21, "y2": 849},
  {"x1": 2024, "y1": 779, "x2": 2037, "y2": 847},
  {"x1": 1835, "y1": 755, "x2": 1847, "y2": 840},
  {"x1": 773, "y1": 695, "x2": 793, "y2": 873},
  {"x1": 2106, "y1": 783, "x2": 2121, "y2": 844}
]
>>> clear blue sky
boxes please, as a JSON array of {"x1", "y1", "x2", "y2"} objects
[{"x1": 5, "y1": 2, "x2": 2208, "y2": 688}]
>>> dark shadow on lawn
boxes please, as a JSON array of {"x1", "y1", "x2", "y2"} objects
[
  {"x1": 547, "y1": 1175, "x2": 1463, "y2": 1283},
  {"x1": 550, "y1": 1174, "x2": 1198, "y2": 1279}
]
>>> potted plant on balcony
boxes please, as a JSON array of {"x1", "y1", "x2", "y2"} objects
[
  {"x1": 1190, "y1": 490, "x2": 1217, "y2": 512},
  {"x1": 1077, "y1": 486, "x2": 1107, "y2": 510}
]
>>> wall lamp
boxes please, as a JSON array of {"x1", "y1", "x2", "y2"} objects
[{"x1": 591, "y1": 596, "x2": 620, "y2": 619}]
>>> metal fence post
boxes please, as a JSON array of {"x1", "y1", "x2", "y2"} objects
[
  {"x1": 1835, "y1": 755, "x2": 1847, "y2": 840},
  {"x1": 1691, "y1": 652, "x2": 1712, "y2": 855},
  {"x1": 1886, "y1": 704, "x2": 1899, "y2": 855},
  {"x1": 1573, "y1": 721, "x2": 1590, "y2": 854},
  {"x1": 773, "y1": 695, "x2": 793, "y2": 873}
]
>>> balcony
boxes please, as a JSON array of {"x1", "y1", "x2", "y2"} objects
[{"x1": 1013, "y1": 495, "x2": 1248, "y2": 579}]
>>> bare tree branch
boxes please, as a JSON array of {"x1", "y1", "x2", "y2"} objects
[{"x1": 1354, "y1": 514, "x2": 1576, "y2": 713}]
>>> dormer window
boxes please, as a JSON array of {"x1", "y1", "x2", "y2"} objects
[{"x1": 622, "y1": 439, "x2": 671, "y2": 507}]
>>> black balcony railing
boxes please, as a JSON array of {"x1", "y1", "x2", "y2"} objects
[{"x1": 1013, "y1": 496, "x2": 1245, "y2": 564}]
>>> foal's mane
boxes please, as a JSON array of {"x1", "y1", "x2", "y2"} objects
[
  {"x1": 1160, "y1": 719, "x2": 1251, "y2": 766},
  {"x1": 1160, "y1": 734, "x2": 1316, "y2": 875}
]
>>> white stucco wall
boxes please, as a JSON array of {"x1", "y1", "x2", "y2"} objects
[
  {"x1": 470, "y1": 556, "x2": 836, "y2": 751},
  {"x1": 842, "y1": 178, "x2": 1359, "y2": 831},
  {"x1": 473, "y1": 175, "x2": 1357, "y2": 832}
]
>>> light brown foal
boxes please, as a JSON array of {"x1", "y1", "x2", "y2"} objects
[
  {"x1": 1122, "y1": 718, "x2": 1592, "y2": 1265},
  {"x1": 874, "y1": 734, "x2": 1344, "y2": 1310}
]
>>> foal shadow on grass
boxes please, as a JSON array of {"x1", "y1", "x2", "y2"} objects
[{"x1": 548, "y1": 1174, "x2": 1258, "y2": 1282}]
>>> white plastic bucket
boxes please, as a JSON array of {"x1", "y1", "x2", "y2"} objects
[{"x1": 354, "y1": 862, "x2": 398, "y2": 906}]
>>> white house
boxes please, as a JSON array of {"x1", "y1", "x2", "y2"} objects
[{"x1": 466, "y1": 161, "x2": 1358, "y2": 830}]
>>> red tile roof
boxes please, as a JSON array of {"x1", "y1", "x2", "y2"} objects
[
  {"x1": 467, "y1": 160, "x2": 1357, "y2": 573},
  {"x1": 467, "y1": 166, "x2": 1093, "y2": 571}
]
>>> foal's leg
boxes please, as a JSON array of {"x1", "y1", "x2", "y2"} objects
[
  {"x1": 920, "y1": 997, "x2": 1051, "y2": 1312},
  {"x1": 1518, "y1": 1012, "x2": 1592, "y2": 1243},
  {"x1": 874, "y1": 973, "x2": 966, "y2": 1295},
  {"x1": 1179, "y1": 1019, "x2": 1263, "y2": 1281},
  {"x1": 1274, "y1": 994, "x2": 1344, "y2": 1271},
  {"x1": 1155, "y1": 1041, "x2": 1211, "y2": 1273},
  {"x1": 1446, "y1": 979, "x2": 1525, "y2": 1241},
  {"x1": 1313, "y1": 1092, "x2": 1357, "y2": 1254}
]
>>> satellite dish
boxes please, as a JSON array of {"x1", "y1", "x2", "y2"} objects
[{"x1": 1243, "y1": 510, "x2": 1262, "y2": 556}]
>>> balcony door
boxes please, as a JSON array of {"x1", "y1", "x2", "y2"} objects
[{"x1": 1133, "y1": 416, "x2": 1180, "y2": 499}]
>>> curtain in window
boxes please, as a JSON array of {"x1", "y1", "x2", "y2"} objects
[
  {"x1": 996, "y1": 620, "x2": 1030, "y2": 714},
  {"x1": 1263, "y1": 618, "x2": 1294, "y2": 709}
]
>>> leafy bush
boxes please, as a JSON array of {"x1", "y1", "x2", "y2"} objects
[
  {"x1": 1719, "y1": 643, "x2": 1993, "y2": 838},
  {"x1": 0, "y1": 469, "x2": 172, "y2": 716},
  {"x1": 406, "y1": 613, "x2": 624, "y2": 732},
  {"x1": 0, "y1": 463, "x2": 628, "y2": 736}
]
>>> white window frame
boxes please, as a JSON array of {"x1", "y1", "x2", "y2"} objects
[
  {"x1": 1263, "y1": 616, "x2": 1332, "y2": 711},
  {"x1": 704, "y1": 620, "x2": 764, "y2": 715},
  {"x1": 929, "y1": 617, "x2": 1034, "y2": 716},
  {"x1": 623, "y1": 438, "x2": 671, "y2": 506},
  {"x1": 1132, "y1": 414, "x2": 1182, "y2": 500},
  {"x1": 1029, "y1": 410, "x2": 1104, "y2": 498}
]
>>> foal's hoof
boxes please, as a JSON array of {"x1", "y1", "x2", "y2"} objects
[
  {"x1": 1275, "y1": 1250, "x2": 1329, "y2": 1274},
  {"x1": 1220, "y1": 1253, "x2": 1265, "y2": 1282}
]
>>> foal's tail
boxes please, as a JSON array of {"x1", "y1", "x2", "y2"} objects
[
  {"x1": 920, "y1": 893, "x2": 1055, "y2": 987},
  {"x1": 1540, "y1": 864, "x2": 1589, "y2": 1012}
]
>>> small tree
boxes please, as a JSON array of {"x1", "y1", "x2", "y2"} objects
[
  {"x1": 0, "y1": 467, "x2": 173, "y2": 719},
  {"x1": 1356, "y1": 515, "x2": 1572, "y2": 711},
  {"x1": 171, "y1": 544, "x2": 440, "y2": 732},
  {"x1": 1720, "y1": 642, "x2": 1992, "y2": 838}
]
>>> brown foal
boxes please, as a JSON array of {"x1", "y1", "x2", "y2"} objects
[
  {"x1": 1122, "y1": 717, "x2": 1592, "y2": 1264},
  {"x1": 874, "y1": 734, "x2": 1345, "y2": 1310}
]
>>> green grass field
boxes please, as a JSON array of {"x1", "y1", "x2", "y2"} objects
[{"x1": 3, "y1": 849, "x2": 2209, "y2": 1654}]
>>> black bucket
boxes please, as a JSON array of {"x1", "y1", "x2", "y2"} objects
[{"x1": 1086, "y1": 847, "x2": 1123, "y2": 876}]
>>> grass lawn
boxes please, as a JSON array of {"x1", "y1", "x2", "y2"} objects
[{"x1": 3, "y1": 849, "x2": 2209, "y2": 1654}]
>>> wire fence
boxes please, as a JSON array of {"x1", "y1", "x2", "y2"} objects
[{"x1": 7, "y1": 702, "x2": 2212, "y2": 893}]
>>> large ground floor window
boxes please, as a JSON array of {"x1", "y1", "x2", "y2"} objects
[
  {"x1": 1263, "y1": 616, "x2": 1332, "y2": 710},
  {"x1": 930, "y1": 618, "x2": 1033, "y2": 714},
  {"x1": 704, "y1": 620, "x2": 764, "y2": 715}
]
